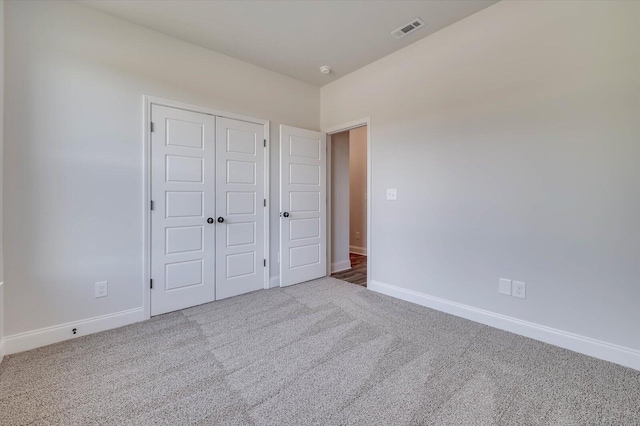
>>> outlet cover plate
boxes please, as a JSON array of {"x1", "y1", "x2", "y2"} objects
[
  {"x1": 513, "y1": 281, "x2": 526, "y2": 299},
  {"x1": 498, "y1": 278, "x2": 512, "y2": 296},
  {"x1": 95, "y1": 281, "x2": 108, "y2": 298},
  {"x1": 386, "y1": 188, "x2": 397, "y2": 200}
]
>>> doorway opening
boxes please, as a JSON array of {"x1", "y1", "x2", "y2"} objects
[{"x1": 329, "y1": 125, "x2": 368, "y2": 287}]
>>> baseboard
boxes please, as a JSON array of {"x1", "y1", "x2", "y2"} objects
[
  {"x1": 349, "y1": 245, "x2": 367, "y2": 256},
  {"x1": 2, "y1": 307, "x2": 145, "y2": 356},
  {"x1": 331, "y1": 260, "x2": 352, "y2": 274},
  {"x1": 369, "y1": 280, "x2": 640, "y2": 371},
  {"x1": 269, "y1": 275, "x2": 280, "y2": 288}
]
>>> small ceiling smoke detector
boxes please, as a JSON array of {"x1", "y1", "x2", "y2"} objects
[
  {"x1": 391, "y1": 18, "x2": 426, "y2": 39},
  {"x1": 319, "y1": 66, "x2": 331, "y2": 75}
]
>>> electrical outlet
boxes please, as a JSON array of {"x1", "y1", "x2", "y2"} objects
[
  {"x1": 498, "y1": 278, "x2": 512, "y2": 296},
  {"x1": 386, "y1": 188, "x2": 397, "y2": 200},
  {"x1": 95, "y1": 281, "x2": 108, "y2": 298},
  {"x1": 355, "y1": 232, "x2": 360, "y2": 240},
  {"x1": 512, "y1": 281, "x2": 526, "y2": 299}
]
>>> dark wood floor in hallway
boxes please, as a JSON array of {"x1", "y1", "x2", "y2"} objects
[{"x1": 331, "y1": 253, "x2": 367, "y2": 286}]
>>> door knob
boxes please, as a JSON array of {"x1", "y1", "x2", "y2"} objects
[
  {"x1": 207, "y1": 218, "x2": 214, "y2": 224},
  {"x1": 283, "y1": 212, "x2": 290, "y2": 218},
  {"x1": 217, "y1": 217, "x2": 224, "y2": 223}
]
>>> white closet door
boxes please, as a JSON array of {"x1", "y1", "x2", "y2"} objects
[
  {"x1": 279, "y1": 125, "x2": 327, "y2": 287},
  {"x1": 151, "y1": 105, "x2": 215, "y2": 316},
  {"x1": 215, "y1": 117, "x2": 266, "y2": 299}
]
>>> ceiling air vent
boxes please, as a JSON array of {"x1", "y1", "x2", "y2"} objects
[{"x1": 391, "y1": 18, "x2": 426, "y2": 39}]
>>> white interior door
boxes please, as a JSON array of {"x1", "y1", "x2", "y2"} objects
[
  {"x1": 215, "y1": 117, "x2": 266, "y2": 299},
  {"x1": 151, "y1": 105, "x2": 215, "y2": 316},
  {"x1": 280, "y1": 125, "x2": 327, "y2": 287}
]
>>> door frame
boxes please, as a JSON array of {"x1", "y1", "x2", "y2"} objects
[
  {"x1": 324, "y1": 117, "x2": 371, "y2": 287},
  {"x1": 142, "y1": 96, "x2": 270, "y2": 320}
]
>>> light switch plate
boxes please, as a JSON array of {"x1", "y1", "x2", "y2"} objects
[
  {"x1": 386, "y1": 188, "x2": 397, "y2": 200},
  {"x1": 498, "y1": 278, "x2": 512, "y2": 296}
]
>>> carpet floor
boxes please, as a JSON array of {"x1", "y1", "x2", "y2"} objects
[{"x1": 1, "y1": 277, "x2": 639, "y2": 425}]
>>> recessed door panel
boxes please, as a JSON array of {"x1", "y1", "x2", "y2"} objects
[
  {"x1": 228, "y1": 160, "x2": 256, "y2": 184},
  {"x1": 227, "y1": 129, "x2": 256, "y2": 155},
  {"x1": 290, "y1": 135, "x2": 320, "y2": 159},
  {"x1": 290, "y1": 192, "x2": 320, "y2": 212},
  {"x1": 227, "y1": 222, "x2": 255, "y2": 247},
  {"x1": 290, "y1": 163, "x2": 319, "y2": 185},
  {"x1": 226, "y1": 252, "x2": 255, "y2": 278},
  {"x1": 290, "y1": 218, "x2": 320, "y2": 241},
  {"x1": 151, "y1": 105, "x2": 215, "y2": 316},
  {"x1": 166, "y1": 226, "x2": 203, "y2": 254},
  {"x1": 165, "y1": 192, "x2": 203, "y2": 218},
  {"x1": 280, "y1": 125, "x2": 327, "y2": 287},
  {"x1": 165, "y1": 259, "x2": 203, "y2": 290},
  {"x1": 166, "y1": 155, "x2": 204, "y2": 183},
  {"x1": 216, "y1": 117, "x2": 265, "y2": 299},
  {"x1": 166, "y1": 119, "x2": 204, "y2": 149},
  {"x1": 227, "y1": 192, "x2": 255, "y2": 215},
  {"x1": 290, "y1": 245, "x2": 320, "y2": 269}
]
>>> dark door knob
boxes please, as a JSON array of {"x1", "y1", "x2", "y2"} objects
[
  {"x1": 283, "y1": 212, "x2": 290, "y2": 218},
  {"x1": 207, "y1": 217, "x2": 214, "y2": 224},
  {"x1": 217, "y1": 217, "x2": 224, "y2": 223}
]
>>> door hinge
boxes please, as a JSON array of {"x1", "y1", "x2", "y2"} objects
[
  {"x1": 264, "y1": 139, "x2": 266, "y2": 148},
  {"x1": 263, "y1": 199, "x2": 266, "y2": 207},
  {"x1": 150, "y1": 122, "x2": 154, "y2": 133},
  {"x1": 150, "y1": 279, "x2": 153, "y2": 289},
  {"x1": 264, "y1": 259, "x2": 266, "y2": 267},
  {"x1": 150, "y1": 200, "x2": 154, "y2": 210}
]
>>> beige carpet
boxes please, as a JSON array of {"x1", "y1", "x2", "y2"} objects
[{"x1": 1, "y1": 277, "x2": 639, "y2": 425}]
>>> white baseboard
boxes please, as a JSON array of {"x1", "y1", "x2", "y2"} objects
[
  {"x1": 349, "y1": 245, "x2": 367, "y2": 256},
  {"x1": 331, "y1": 260, "x2": 352, "y2": 274},
  {"x1": 269, "y1": 276, "x2": 280, "y2": 288},
  {"x1": 369, "y1": 280, "x2": 640, "y2": 371},
  {"x1": 2, "y1": 307, "x2": 145, "y2": 356}
]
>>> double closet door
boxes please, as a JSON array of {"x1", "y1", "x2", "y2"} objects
[{"x1": 150, "y1": 105, "x2": 266, "y2": 316}]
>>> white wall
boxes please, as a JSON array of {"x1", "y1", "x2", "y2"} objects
[
  {"x1": 348, "y1": 126, "x2": 367, "y2": 253},
  {"x1": 0, "y1": 0, "x2": 5, "y2": 360},
  {"x1": 4, "y1": 1, "x2": 319, "y2": 337},
  {"x1": 331, "y1": 131, "x2": 350, "y2": 271},
  {"x1": 322, "y1": 0, "x2": 640, "y2": 354}
]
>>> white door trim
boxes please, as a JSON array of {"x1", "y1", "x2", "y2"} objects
[
  {"x1": 324, "y1": 118, "x2": 371, "y2": 287},
  {"x1": 143, "y1": 96, "x2": 270, "y2": 320}
]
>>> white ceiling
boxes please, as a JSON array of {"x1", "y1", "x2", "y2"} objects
[{"x1": 79, "y1": 0, "x2": 498, "y2": 87}]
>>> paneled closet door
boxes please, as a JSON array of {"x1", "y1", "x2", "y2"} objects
[
  {"x1": 150, "y1": 105, "x2": 216, "y2": 316},
  {"x1": 215, "y1": 117, "x2": 266, "y2": 299}
]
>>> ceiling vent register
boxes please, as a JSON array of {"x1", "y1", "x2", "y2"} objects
[{"x1": 391, "y1": 18, "x2": 426, "y2": 39}]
